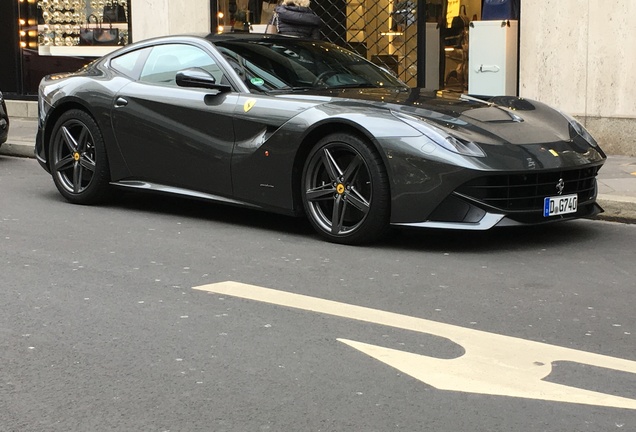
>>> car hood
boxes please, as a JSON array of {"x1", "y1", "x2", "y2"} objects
[
  {"x1": 300, "y1": 87, "x2": 584, "y2": 146},
  {"x1": 286, "y1": 87, "x2": 605, "y2": 169}
]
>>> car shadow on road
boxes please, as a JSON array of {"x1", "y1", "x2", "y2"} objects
[
  {"x1": 105, "y1": 189, "x2": 608, "y2": 252},
  {"x1": 383, "y1": 221, "x2": 605, "y2": 253},
  {"x1": 108, "y1": 189, "x2": 316, "y2": 237}
]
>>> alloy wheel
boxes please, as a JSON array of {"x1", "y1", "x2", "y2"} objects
[
  {"x1": 52, "y1": 119, "x2": 97, "y2": 194},
  {"x1": 49, "y1": 109, "x2": 110, "y2": 205},
  {"x1": 304, "y1": 142, "x2": 373, "y2": 237}
]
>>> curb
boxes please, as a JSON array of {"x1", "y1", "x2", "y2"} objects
[
  {"x1": 0, "y1": 141, "x2": 34, "y2": 158},
  {"x1": 0, "y1": 114, "x2": 38, "y2": 159},
  {"x1": 5, "y1": 100, "x2": 38, "y2": 118},
  {"x1": 596, "y1": 197, "x2": 636, "y2": 224}
]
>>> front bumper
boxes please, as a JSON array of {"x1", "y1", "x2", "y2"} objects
[{"x1": 392, "y1": 166, "x2": 604, "y2": 230}]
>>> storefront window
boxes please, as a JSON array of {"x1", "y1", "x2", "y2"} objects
[
  {"x1": 442, "y1": 0, "x2": 472, "y2": 92},
  {"x1": 315, "y1": 0, "x2": 420, "y2": 87},
  {"x1": 213, "y1": 0, "x2": 421, "y2": 87},
  {"x1": 441, "y1": 0, "x2": 520, "y2": 95},
  {"x1": 343, "y1": 0, "x2": 419, "y2": 87},
  {"x1": 217, "y1": 0, "x2": 521, "y2": 95},
  {"x1": 6, "y1": 0, "x2": 132, "y2": 95},
  {"x1": 36, "y1": 0, "x2": 131, "y2": 56},
  {"x1": 214, "y1": 0, "x2": 256, "y2": 33}
]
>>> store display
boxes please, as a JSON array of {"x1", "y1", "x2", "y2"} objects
[
  {"x1": 79, "y1": 14, "x2": 119, "y2": 46},
  {"x1": 103, "y1": 2, "x2": 127, "y2": 22},
  {"x1": 37, "y1": 0, "x2": 129, "y2": 49},
  {"x1": 261, "y1": 0, "x2": 276, "y2": 25},
  {"x1": 468, "y1": 20, "x2": 518, "y2": 96},
  {"x1": 481, "y1": 0, "x2": 519, "y2": 21},
  {"x1": 265, "y1": 13, "x2": 279, "y2": 34}
]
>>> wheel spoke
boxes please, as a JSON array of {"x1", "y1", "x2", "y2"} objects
[
  {"x1": 73, "y1": 162, "x2": 83, "y2": 193},
  {"x1": 331, "y1": 194, "x2": 346, "y2": 234},
  {"x1": 77, "y1": 126, "x2": 89, "y2": 152},
  {"x1": 322, "y1": 148, "x2": 343, "y2": 182},
  {"x1": 345, "y1": 187, "x2": 370, "y2": 214},
  {"x1": 306, "y1": 183, "x2": 336, "y2": 202},
  {"x1": 79, "y1": 154, "x2": 96, "y2": 172},
  {"x1": 342, "y1": 154, "x2": 363, "y2": 183},
  {"x1": 61, "y1": 126, "x2": 79, "y2": 153},
  {"x1": 54, "y1": 154, "x2": 75, "y2": 172}
]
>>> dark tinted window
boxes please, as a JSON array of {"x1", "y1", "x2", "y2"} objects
[{"x1": 214, "y1": 39, "x2": 408, "y2": 93}]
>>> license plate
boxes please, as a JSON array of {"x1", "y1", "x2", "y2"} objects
[{"x1": 543, "y1": 194, "x2": 578, "y2": 217}]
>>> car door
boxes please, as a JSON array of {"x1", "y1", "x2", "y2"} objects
[{"x1": 110, "y1": 42, "x2": 239, "y2": 196}]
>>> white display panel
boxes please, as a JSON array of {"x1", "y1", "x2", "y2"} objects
[{"x1": 468, "y1": 20, "x2": 518, "y2": 96}]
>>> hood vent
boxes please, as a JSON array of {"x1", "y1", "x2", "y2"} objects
[{"x1": 462, "y1": 106, "x2": 523, "y2": 123}]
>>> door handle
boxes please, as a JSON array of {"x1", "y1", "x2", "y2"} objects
[{"x1": 115, "y1": 97, "x2": 128, "y2": 107}]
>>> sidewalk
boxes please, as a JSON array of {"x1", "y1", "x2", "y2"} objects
[{"x1": 2, "y1": 103, "x2": 636, "y2": 224}]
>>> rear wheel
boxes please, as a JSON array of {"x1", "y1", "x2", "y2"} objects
[
  {"x1": 49, "y1": 109, "x2": 111, "y2": 204},
  {"x1": 301, "y1": 133, "x2": 390, "y2": 245}
]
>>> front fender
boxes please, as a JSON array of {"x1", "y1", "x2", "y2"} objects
[{"x1": 230, "y1": 102, "x2": 427, "y2": 215}]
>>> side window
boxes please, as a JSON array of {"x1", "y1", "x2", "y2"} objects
[
  {"x1": 140, "y1": 44, "x2": 225, "y2": 86},
  {"x1": 110, "y1": 48, "x2": 149, "y2": 79}
]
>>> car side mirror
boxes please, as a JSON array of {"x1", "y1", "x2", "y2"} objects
[{"x1": 176, "y1": 67, "x2": 232, "y2": 93}]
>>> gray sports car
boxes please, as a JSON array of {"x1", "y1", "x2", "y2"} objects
[{"x1": 35, "y1": 33, "x2": 605, "y2": 244}]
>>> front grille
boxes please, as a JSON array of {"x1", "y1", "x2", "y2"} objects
[{"x1": 456, "y1": 166, "x2": 601, "y2": 212}]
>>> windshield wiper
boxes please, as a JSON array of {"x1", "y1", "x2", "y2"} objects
[
  {"x1": 327, "y1": 83, "x2": 379, "y2": 89},
  {"x1": 268, "y1": 86, "x2": 313, "y2": 93}
]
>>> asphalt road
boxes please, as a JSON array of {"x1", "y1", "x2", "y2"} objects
[{"x1": 2, "y1": 156, "x2": 636, "y2": 431}]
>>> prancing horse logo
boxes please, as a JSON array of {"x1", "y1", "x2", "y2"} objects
[{"x1": 556, "y1": 178, "x2": 565, "y2": 195}]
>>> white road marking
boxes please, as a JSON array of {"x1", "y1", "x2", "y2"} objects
[{"x1": 194, "y1": 281, "x2": 636, "y2": 410}]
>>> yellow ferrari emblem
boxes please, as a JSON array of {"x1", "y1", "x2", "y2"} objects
[
  {"x1": 243, "y1": 99, "x2": 256, "y2": 112},
  {"x1": 549, "y1": 149, "x2": 559, "y2": 157},
  {"x1": 336, "y1": 183, "x2": 345, "y2": 194},
  {"x1": 73, "y1": 152, "x2": 80, "y2": 161}
]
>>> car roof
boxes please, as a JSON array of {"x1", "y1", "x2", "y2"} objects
[
  {"x1": 205, "y1": 33, "x2": 318, "y2": 43},
  {"x1": 111, "y1": 33, "x2": 312, "y2": 55}
]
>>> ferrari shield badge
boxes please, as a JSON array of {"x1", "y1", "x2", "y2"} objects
[{"x1": 244, "y1": 99, "x2": 256, "y2": 113}]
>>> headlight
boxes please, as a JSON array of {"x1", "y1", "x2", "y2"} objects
[
  {"x1": 392, "y1": 111, "x2": 485, "y2": 157},
  {"x1": 559, "y1": 110, "x2": 598, "y2": 147}
]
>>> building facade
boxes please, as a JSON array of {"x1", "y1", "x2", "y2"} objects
[
  {"x1": 519, "y1": 1, "x2": 636, "y2": 157},
  {"x1": 1, "y1": 0, "x2": 634, "y2": 156}
]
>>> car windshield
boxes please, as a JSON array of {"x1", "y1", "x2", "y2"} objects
[{"x1": 212, "y1": 39, "x2": 408, "y2": 93}]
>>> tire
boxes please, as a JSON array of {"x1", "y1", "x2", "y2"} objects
[
  {"x1": 301, "y1": 133, "x2": 390, "y2": 245},
  {"x1": 48, "y1": 109, "x2": 111, "y2": 205}
]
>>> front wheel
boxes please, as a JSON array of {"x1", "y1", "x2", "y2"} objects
[
  {"x1": 48, "y1": 109, "x2": 111, "y2": 205},
  {"x1": 301, "y1": 133, "x2": 390, "y2": 245}
]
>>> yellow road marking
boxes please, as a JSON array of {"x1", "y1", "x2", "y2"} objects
[{"x1": 194, "y1": 281, "x2": 636, "y2": 410}]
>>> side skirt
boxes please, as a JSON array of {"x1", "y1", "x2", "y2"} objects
[{"x1": 111, "y1": 180, "x2": 263, "y2": 209}]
